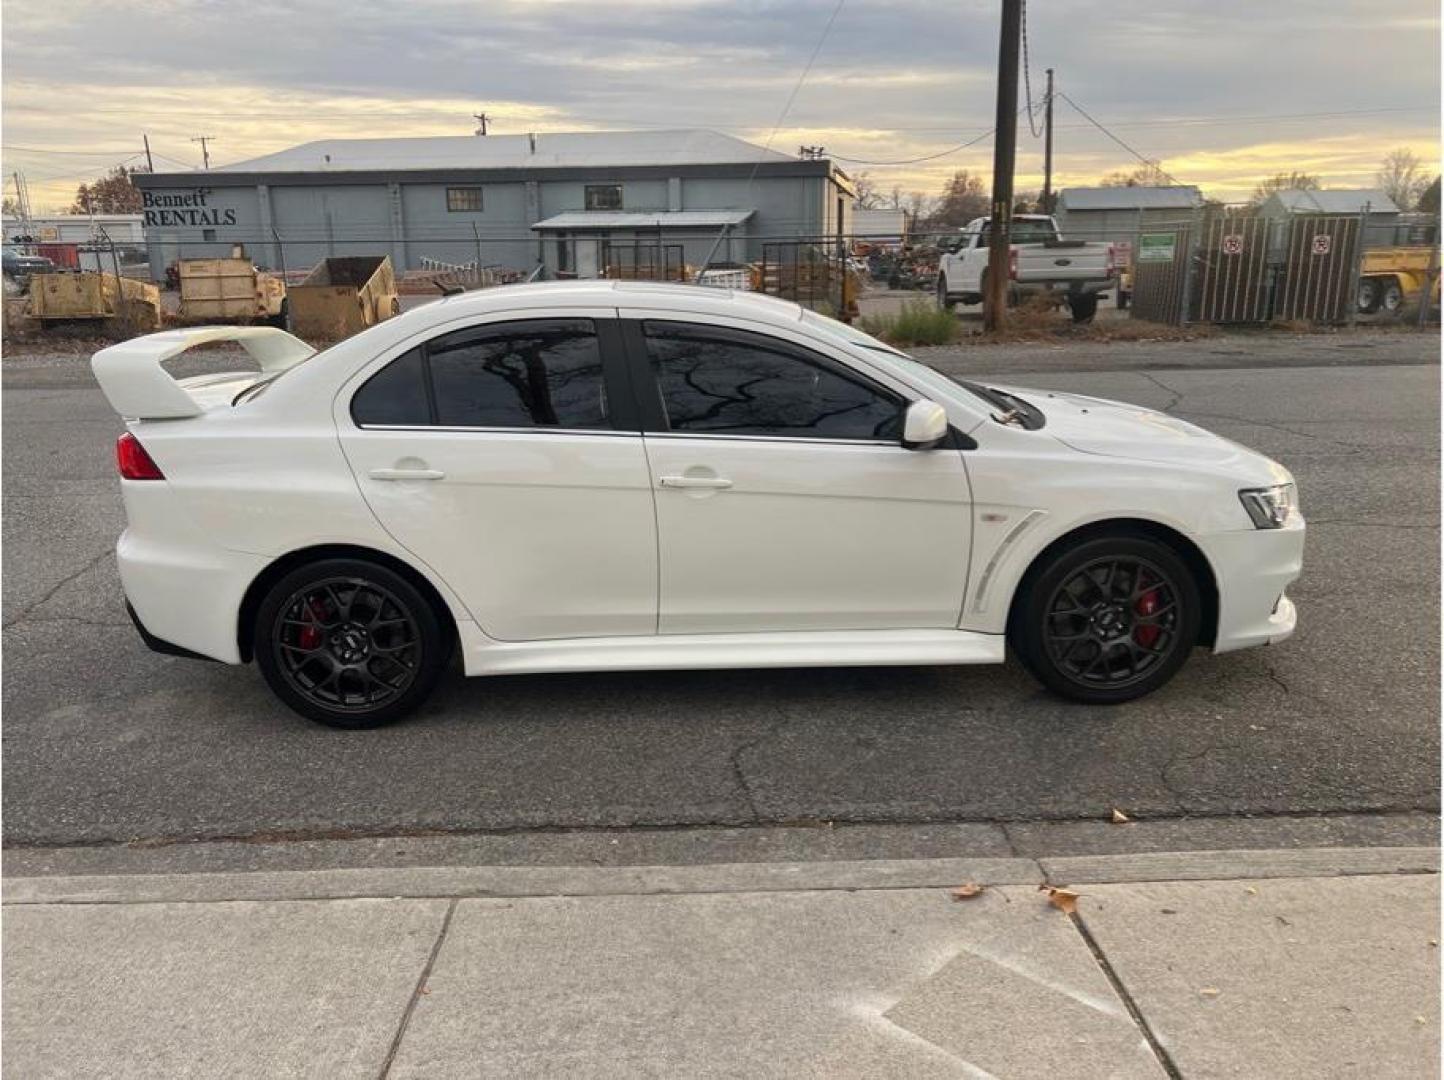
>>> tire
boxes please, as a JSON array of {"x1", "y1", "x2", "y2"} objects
[
  {"x1": 1009, "y1": 534, "x2": 1202, "y2": 705},
  {"x1": 269, "y1": 297, "x2": 290, "y2": 330},
  {"x1": 254, "y1": 558, "x2": 450, "y2": 728},
  {"x1": 1381, "y1": 278, "x2": 1405, "y2": 314},
  {"x1": 1116, "y1": 290, "x2": 1130, "y2": 311},
  {"x1": 1067, "y1": 292, "x2": 1099, "y2": 324},
  {"x1": 1357, "y1": 278, "x2": 1381, "y2": 314},
  {"x1": 936, "y1": 275, "x2": 956, "y2": 311}
]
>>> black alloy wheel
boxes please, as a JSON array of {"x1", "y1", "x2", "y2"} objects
[
  {"x1": 255, "y1": 559, "x2": 449, "y2": 728},
  {"x1": 1011, "y1": 535, "x2": 1201, "y2": 704}
]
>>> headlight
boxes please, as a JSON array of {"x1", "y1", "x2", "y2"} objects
[{"x1": 1238, "y1": 483, "x2": 1298, "y2": 529}]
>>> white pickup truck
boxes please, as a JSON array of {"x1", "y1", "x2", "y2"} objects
[{"x1": 936, "y1": 214, "x2": 1117, "y2": 322}]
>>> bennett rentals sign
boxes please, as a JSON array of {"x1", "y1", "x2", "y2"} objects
[{"x1": 141, "y1": 189, "x2": 237, "y2": 228}]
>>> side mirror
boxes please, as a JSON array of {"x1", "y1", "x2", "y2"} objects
[{"x1": 902, "y1": 399, "x2": 948, "y2": 450}]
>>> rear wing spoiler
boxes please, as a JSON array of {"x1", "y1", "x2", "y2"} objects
[{"x1": 91, "y1": 326, "x2": 316, "y2": 419}]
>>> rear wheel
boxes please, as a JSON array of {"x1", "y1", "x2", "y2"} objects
[
  {"x1": 1010, "y1": 535, "x2": 1201, "y2": 704},
  {"x1": 254, "y1": 558, "x2": 449, "y2": 728},
  {"x1": 1357, "y1": 277, "x2": 1382, "y2": 314},
  {"x1": 1381, "y1": 278, "x2": 1405, "y2": 314},
  {"x1": 1067, "y1": 292, "x2": 1099, "y2": 323}
]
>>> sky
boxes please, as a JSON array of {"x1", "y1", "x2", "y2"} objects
[{"x1": 3, "y1": 0, "x2": 1439, "y2": 212}]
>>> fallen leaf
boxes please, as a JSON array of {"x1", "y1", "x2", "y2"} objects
[
  {"x1": 1200, "y1": 988, "x2": 1221, "y2": 997},
  {"x1": 1417, "y1": 1016, "x2": 1427, "y2": 1025},
  {"x1": 1111, "y1": 808, "x2": 1131, "y2": 824},
  {"x1": 1430, "y1": 939, "x2": 1438, "y2": 948},
  {"x1": 1039, "y1": 884, "x2": 1080, "y2": 914},
  {"x1": 1245, "y1": 886, "x2": 1258, "y2": 895},
  {"x1": 950, "y1": 883, "x2": 985, "y2": 901}
]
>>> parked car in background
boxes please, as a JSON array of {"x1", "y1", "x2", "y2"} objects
[
  {"x1": 92, "y1": 281, "x2": 1302, "y2": 728},
  {"x1": 936, "y1": 214, "x2": 1118, "y2": 322},
  {"x1": 2, "y1": 248, "x2": 57, "y2": 294}
]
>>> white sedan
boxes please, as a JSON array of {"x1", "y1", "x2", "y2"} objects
[{"x1": 92, "y1": 282, "x2": 1303, "y2": 728}]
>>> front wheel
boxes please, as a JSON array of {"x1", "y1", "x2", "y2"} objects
[
  {"x1": 936, "y1": 275, "x2": 956, "y2": 311},
  {"x1": 1010, "y1": 535, "x2": 1201, "y2": 704},
  {"x1": 1381, "y1": 278, "x2": 1405, "y2": 314},
  {"x1": 1357, "y1": 278, "x2": 1382, "y2": 314},
  {"x1": 254, "y1": 559, "x2": 450, "y2": 728}
]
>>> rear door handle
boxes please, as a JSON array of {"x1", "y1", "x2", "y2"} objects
[
  {"x1": 369, "y1": 468, "x2": 446, "y2": 481},
  {"x1": 659, "y1": 474, "x2": 733, "y2": 490}
]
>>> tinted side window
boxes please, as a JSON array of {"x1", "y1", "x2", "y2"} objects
[
  {"x1": 643, "y1": 322, "x2": 902, "y2": 440},
  {"x1": 429, "y1": 319, "x2": 608, "y2": 429},
  {"x1": 351, "y1": 348, "x2": 430, "y2": 426}
]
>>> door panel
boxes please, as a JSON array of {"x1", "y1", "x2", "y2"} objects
[
  {"x1": 625, "y1": 317, "x2": 972, "y2": 634},
  {"x1": 335, "y1": 310, "x2": 658, "y2": 642},
  {"x1": 645, "y1": 436, "x2": 972, "y2": 632}
]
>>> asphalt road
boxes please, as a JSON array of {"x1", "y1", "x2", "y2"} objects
[{"x1": 3, "y1": 332, "x2": 1439, "y2": 847}]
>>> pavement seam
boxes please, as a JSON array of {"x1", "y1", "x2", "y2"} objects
[
  {"x1": 3, "y1": 546, "x2": 114, "y2": 628},
  {"x1": 377, "y1": 897, "x2": 457, "y2": 1080},
  {"x1": 1068, "y1": 909, "x2": 1183, "y2": 1079}
]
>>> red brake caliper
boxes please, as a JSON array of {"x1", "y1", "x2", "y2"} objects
[
  {"x1": 298, "y1": 599, "x2": 326, "y2": 650},
  {"x1": 1134, "y1": 587, "x2": 1162, "y2": 648}
]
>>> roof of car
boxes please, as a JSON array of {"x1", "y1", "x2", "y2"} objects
[{"x1": 416, "y1": 279, "x2": 809, "y2": 323}]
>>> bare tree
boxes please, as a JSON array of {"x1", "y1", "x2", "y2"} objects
[
  {"x1": 1249, "y1": 171, "x2": 1321, "y2": 206},
  {"x1": 1099, "y1": 162, "x2": 1172, "y2": 188},
  {"x1": 1376, "y1": 147, "x2": 1429, "y2": 210},
  {"x1": 928, "y1": 170, "x2": 989, "y2": 228},
  {"x1": 851, "y1": 171, "x2": 884, "y2": 210}
]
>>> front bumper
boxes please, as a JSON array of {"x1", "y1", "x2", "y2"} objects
[{"x1": 1201, "y1": 520, "x2": 1305, "y2": 654}]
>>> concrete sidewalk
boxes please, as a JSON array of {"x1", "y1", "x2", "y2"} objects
[{"x1": 4, "y1": 847, "x2": 1438, "y2": 1079}]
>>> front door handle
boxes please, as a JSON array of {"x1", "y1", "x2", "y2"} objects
[
  {"x1": 370, "y1": 467, "x2": 446, "y2": 481},
  {"x1": 659, "y1": 474, "x2": 733, "y2": 490}
]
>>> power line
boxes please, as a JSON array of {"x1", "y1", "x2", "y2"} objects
[
  {"x1": 1020, "y1": 0, "x2": 1044, "y2": 139},
  {"x1": 757, "y1": 0, "x2": 846, "y2": 154},
  {"x1": 832, "y1": 127, "x2": 994, "y2": 166},
  {"x1": 1057, "y1": 91, "x2": 1185, "y2": 186}
]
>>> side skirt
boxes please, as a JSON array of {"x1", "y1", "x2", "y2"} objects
[{"x1": 459, "y1": 626, "x2": 1006, "y2": 678}]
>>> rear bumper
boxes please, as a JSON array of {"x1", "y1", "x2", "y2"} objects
[
  {"x1": 125, "y1": 601, "x2": 218, "y2": 662},
  {"x1": 116, "y1": 525, "x2": 266, "y2": 665},
  {"x1": 1201, "y1": 521, "x2": 1305, "y2": 654}
]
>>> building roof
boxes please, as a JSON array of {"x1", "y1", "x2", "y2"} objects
[
  {"x1": 1266, "y1": 188, "x2": 1400, "y2": 214},
  {"x1": 1057, "y1": 186, "x2": 1204, "y2": 211},
  {"x1": 215, "y1": 130, "x2": 795, "y2": 174},
  {"x1": 531, "y1": 210, "x2": 754, "y2": 231}
]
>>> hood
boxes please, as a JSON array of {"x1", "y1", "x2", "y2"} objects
[{"x1": 995, "y1": 385, "x2": 1291, "y2": 484}]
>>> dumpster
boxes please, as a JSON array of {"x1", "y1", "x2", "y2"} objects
[
  {"x1": 28, "y1": 271, "x2": 162, "y2": 330},
  {"x1": 288, "y1": 256, "x2": 400, "y2": 340},
  {"x1": 178, "y1": 248, "x2": 287, "y2": 323}
]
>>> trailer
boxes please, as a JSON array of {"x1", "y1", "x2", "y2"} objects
[
  {"x1": 288, "y1": 256, "x2": 400, "y2": 341},
  {"x1": 27, "y1": 272, "x2": 162, "y2": 329},
  {"x1": 1356, "y1": 247, "x2": 1441, "y2": 314},
  {"x1": 177, "y1": 249, "x2": 287, "y2": 323}
]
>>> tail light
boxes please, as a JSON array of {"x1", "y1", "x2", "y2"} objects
[
  {"x1": 1008, "y1": 248, "x2": 1018, "y2": 281},
  {"x1": 117, "y1": 432, "x2": 165, "y2": 480}
]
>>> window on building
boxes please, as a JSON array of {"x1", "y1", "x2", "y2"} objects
[
  {"x1": 584, "y1": 184, "x2": 623, "y2": 211},
  {"x1": 202, "y1": 228, "x2": 217, "y2": 242},
  {"x1": 643, "y1": 322, "x2": 903, "y2": 441},
  {"x1": 446, "y1": 187, "x2": 484, "y2": 212},
  {"x1": 428, "y1": 319, "x2": 609, "y2": 429}
]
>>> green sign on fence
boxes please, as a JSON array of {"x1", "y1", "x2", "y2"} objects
[{"x1": 1137, "y1": 233, "x2": 1177, "y2": 263}]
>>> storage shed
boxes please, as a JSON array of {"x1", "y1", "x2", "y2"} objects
[{"x1": 1054, "y1": 186, "x2": 1205, "y2": 265}]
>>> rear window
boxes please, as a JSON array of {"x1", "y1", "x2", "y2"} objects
[{"x1": 351, "y1": 348, "x2": 430, "y2": 425}]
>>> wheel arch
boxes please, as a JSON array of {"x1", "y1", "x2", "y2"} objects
[
  {"x1": 237, "y1": 543, "x2": 460, "y2": 662},
  {"x1": 1005, "y1": 518, "x2": 1220, "y2": 648}
]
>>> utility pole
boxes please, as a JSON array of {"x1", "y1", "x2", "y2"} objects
[
  {"x1": 1041, "y1": 68, "x2": 1054, "y2": 214},
  {"x1": 142, "y1": 133, "x2": 155, "y2": 172},
  {"x1": 984, "y1": 0, "x2": 1023, "y2": 332},
  {"x1": 473, "y1": 112, "x2": 489, "y2": 136},
  {"x1": 191, "y1": 135, "x2": 214, "y2": 170}
]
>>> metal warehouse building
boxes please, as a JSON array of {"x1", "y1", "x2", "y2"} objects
[
  {"x1": 1055, "y1": 186, "x2": 1205, "y2": 252},
  {"x1": 133, "y1": 129, "x2": 856, "y2": 281}
]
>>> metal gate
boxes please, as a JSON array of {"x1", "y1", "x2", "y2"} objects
[
  {"x1": 759, "y1": 241, "x2": 844, "y2": 309},
  {"x1": 1193, "y1": 213, "x2": 1271, "y2": 323},
  {"x1": 602, "y1": 240, "x2": 687, "y2": 282},
  {"x1": 1130, "y1": 227, "x2": 1191, "y2": 325},
  {"x1": 1274, "y1": 215, "x2": 1360, "y2": 324}
]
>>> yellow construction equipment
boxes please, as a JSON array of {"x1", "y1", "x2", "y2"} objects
[
  {"x1": 1357, "y1": 247, "x2": 1440, "y2": 314},
  {"x1": 288, "y1": 256, "x2": 401, "y2": 341},
  {"x1": 27, "y1": 272, "x2": 162, "y2": 329},
  {"x1": 178, "y1": 247, "x2": 286, "y2": 323}
]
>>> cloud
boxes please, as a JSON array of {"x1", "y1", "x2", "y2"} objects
[{"x1": 2, "y1": 0, "x2": 1438, "y2": 209}]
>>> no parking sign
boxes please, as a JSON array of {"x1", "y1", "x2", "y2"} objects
[
  {"x1": 1221, "y1": 234, "x2": 1244, "y2": 255},
  {"x1": 1311, "y1": 234, "x2": 1332, "y2": 256}
]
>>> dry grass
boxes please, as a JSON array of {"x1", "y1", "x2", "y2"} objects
[{"x1": 858, "y1": 299, "x2": 962, "y2": 347}]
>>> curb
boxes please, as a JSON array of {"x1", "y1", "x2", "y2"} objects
[{"x1": 5, "y1": 846, "x2": 1436, "y2": 906}]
